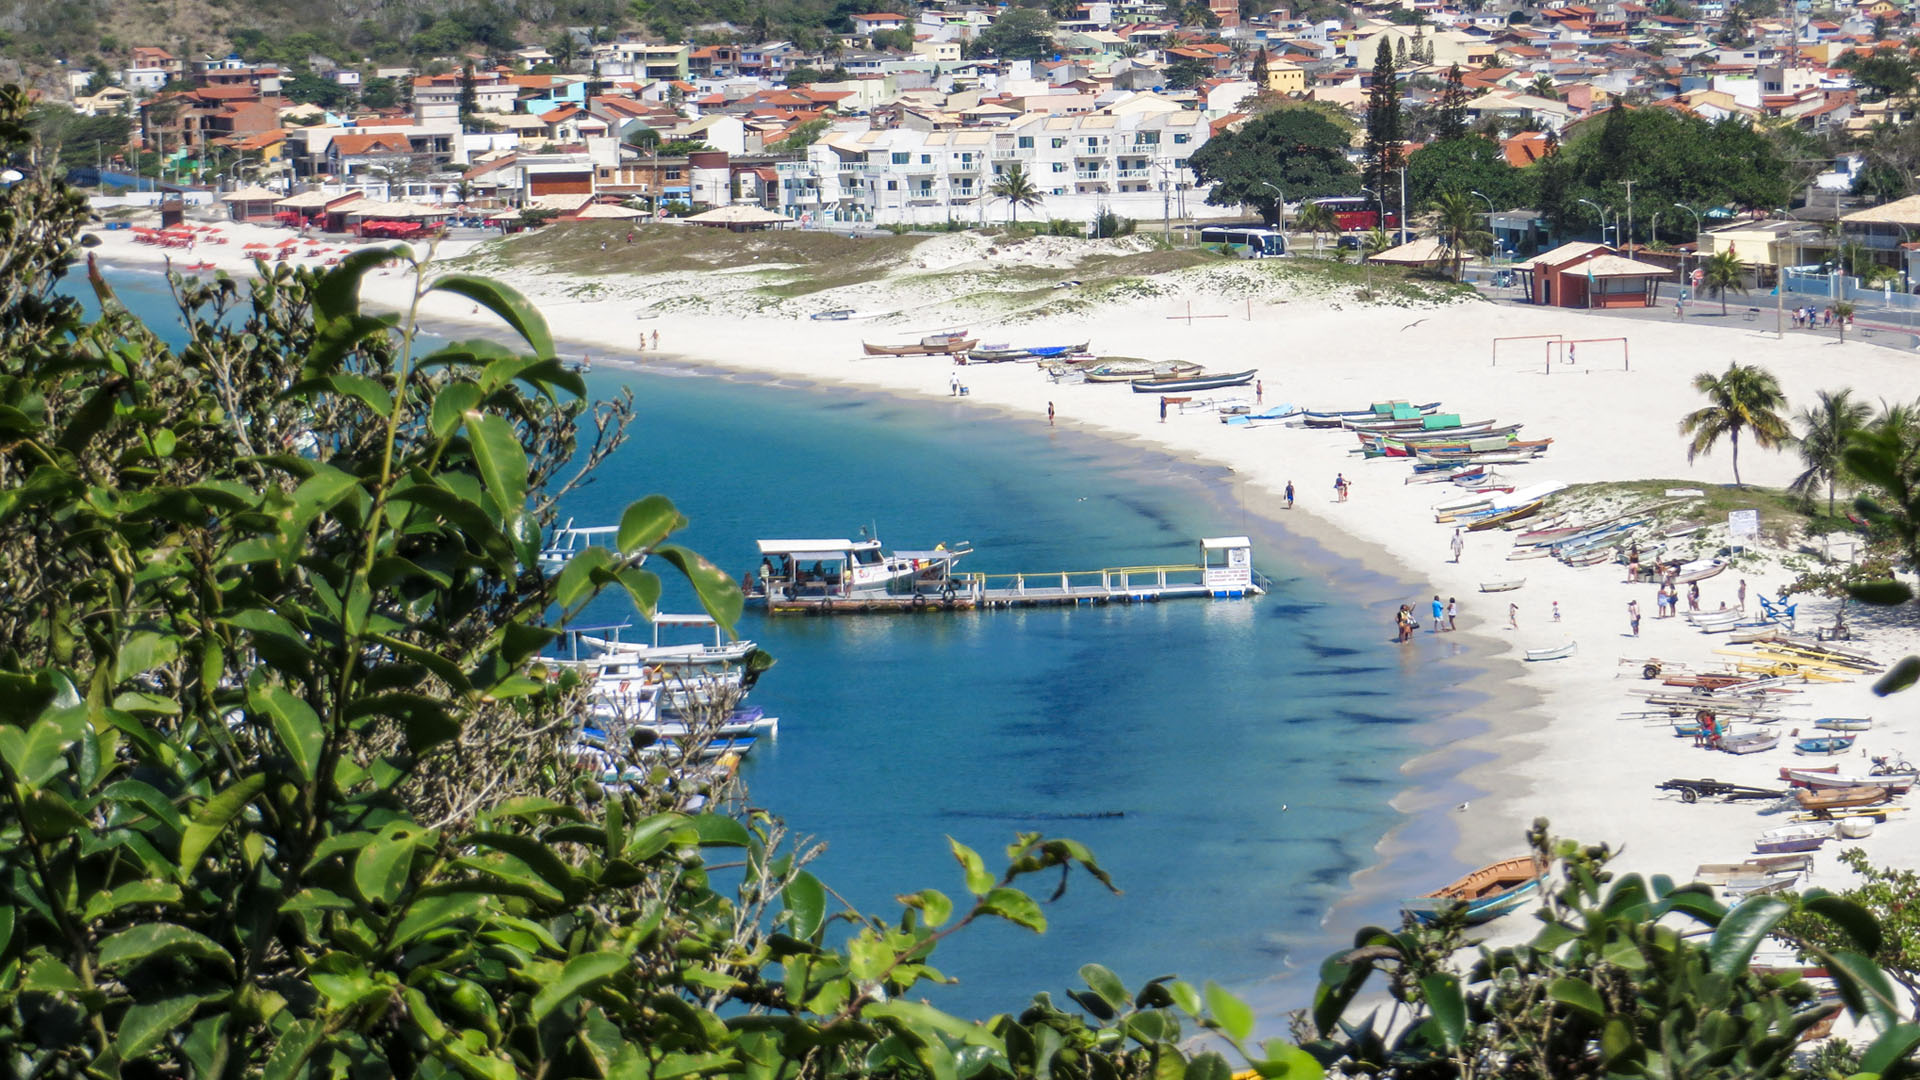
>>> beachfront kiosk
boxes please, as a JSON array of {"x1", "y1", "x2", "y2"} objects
[{"x1": 1201, "y1": 537, "x2": 1260, "y2": 598}]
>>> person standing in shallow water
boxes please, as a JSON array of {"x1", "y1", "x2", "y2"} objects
[
  {"x1": 1047, "y1": 401, "x2": 1055, "y2": 426},
  {"x1": 1430, "y1": 594, "x2": 1443, "y2": 631},
  {"x1": 1284, "y1": 481, "x2": 1294, "y2": 508},
  {"x1": 1445, "y1": 597, "x2": 1457, "y2": 630}
]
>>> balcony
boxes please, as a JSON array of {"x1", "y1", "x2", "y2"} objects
[
  {"x1": 950, "y1": 158, "x2": 982, "y2": 172},
  {"x1": 1117, "y1": 167, "x2": 1152, "y2": 180},
  {"x1": 992, "y1": 148, "x2": 1023, "y2": 159}
]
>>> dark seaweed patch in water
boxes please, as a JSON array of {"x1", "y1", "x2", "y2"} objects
[
  {"x1": 1262, "y1": 601, "x2": 1321, "y2": 618},
  {"x1": 1337, "y1": 774, "x2": 1390, "y2": 786},
  {"x1": 1291, "y1": 665, "x2": 1391, "y2": 679},
  {"x1": 1298, "y1": 639, "x2": 1361, "y2": 658},
  {"x1": 1110, "y1": 495, "x2": 1184, "y2": 536},
  {"x1": 1333, "y1": 708, "x2": 1414, "y2": 725},
  {"x1": 941, "y1": 809, "x2": 1128, "y2": 821},
  {"x1": 817, "y1": 400, "x2": 868, "y2": 411}
]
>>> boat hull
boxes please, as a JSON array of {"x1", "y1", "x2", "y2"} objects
[
  {"x1": 1402, "y1": 855, "x2": 1546, "y2": 925},
  {"x1": 1131, "y1": 369, "x2": 1259, "y2": 393}
]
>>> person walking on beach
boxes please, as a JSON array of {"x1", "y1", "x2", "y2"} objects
[
  {"x1": 1508, "y1": 602, "x2": 1518, "y2": 630},
  {"x1": 1688, "y1": 581, "x2": 1701, "y2": 613},
  {"x1": 1335, "y1": 473, "x2": 1349, "y2": 502},
  {"x1": 1445, "y1": 597, "x2": 1457, "y2": 630},
  {"x1": 1450, "y1": 528, "x2": 1464, "y2": 563},
  {"x1": 1255, "y1": 379, "x2": 1263, "y2": 404},
  {"x1": 1284, "y1": 481, "x2": 1294, "y2": 509},
  {"x1": 652, "y1": 330, "x2": 660, "y2": 349},
  {"x1": 1047, "y1": 401, "x2": 1055, "y2": 426},
  {"x1": 1431, "y1": 595, "x2": 1444, "y2": 631},
  {"x1": 1738, "y1": 578, "x2": 1747, "y2": 611},
  {"x1": 950, "y1": 373, "x2": 960, "y2": 396},
  {"x1": 1629, "y1": 599, "x2": 1641, "y2": 637},
  {"x1": 1159, "y1": 397, "x2": 1168, "y2": 423},
  {"x1": 1552, "y1": 600, "x2": 1561, "y2": 623},
  {"x1": 1394, "y1": 606, "x2": 1409, "y2": 643}
]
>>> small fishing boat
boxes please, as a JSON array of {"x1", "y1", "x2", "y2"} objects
[
  {"x1": 1479, "y1": 579, "x2": 1526, "y2": 592},
  {"x1": 812, "y1": 309, "x2": 854, "y2": 320},
  {"x1": 966, "y1": 341, "x2": 1089, "y2": 363},
  {"x1": 1840, "y1": 816, "x2": 1878, "y2": 839},
  {"x1": 1085, "y1": 360, "x2": 1203, "y2": 383},
  {"x1": 1673, "y1": 558, "x2": 1728, "y2": 584},
  {"x1": 1402, "y1": 855, "x2": 1546, "y2": 925},
  {"x1": 1507, "y1": 547, "x2": 1553, "y2": 561},
  {"x1": 1729, "y1": 625, "x2": 1782, "y2": 644},
  {"x1": 1814, "y1": 717, "x2": 1873, "y2": 732},
  {"x1": 1719, "y1": 731, "x2": 1780, "y2": 755},
  {"x1": 863, "y1": 332, "x2": 976, "y2": 356},
  {"x1": 1794, "y1": 734, "x2": 1857, "y2": 756},
  {"x1": 1781, "y1": 768, "x2": 1914, "y2": 795},
  {"x1": 1795, "y1": 785, "x2": 1892, "y2": 812},
  {"x1": 1468, "y1": 500, "x2": 1545, "y2": 532},
  {"x1": 1131, "y1": 369, "x2": 1259, "y2": 393},
  {"x1": 1525, "y1": 641, "x2": 1577, "y2": 662},
  {"x1": 566, "y1": 613, "x2": 763, "y2": 672},
  {"x1": 1754, "y1": 823, "x2": 1834, "y2": 855}
]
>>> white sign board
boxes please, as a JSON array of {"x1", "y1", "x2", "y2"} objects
[{"x1": 1728, "y1": 509, "x2": 1760, "y2": 540}]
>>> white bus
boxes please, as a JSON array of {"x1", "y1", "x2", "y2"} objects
[{"x1": 1200, "y1": 226, "x2": 1287, "y2": 258}]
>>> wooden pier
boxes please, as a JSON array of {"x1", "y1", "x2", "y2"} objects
[{"x1": 757, "y1": 537, "x2": 1265, "y2": 615}]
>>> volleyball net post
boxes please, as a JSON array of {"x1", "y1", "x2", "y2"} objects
[
  {"x1": 1544, "y1": 337, "x2": 1630, "y2": 374},
  {"x1": 1492, "y1": 333, "x2": 1564, "y2": 366}
]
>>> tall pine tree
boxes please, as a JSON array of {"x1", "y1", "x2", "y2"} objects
[
  {"x1": 1251, "y1": 46, "x2": 1270, "y2": 91},
  {"x1": 1436, "y1": 63, "x2": 1470, "y2": 140},
  {"x1": 1364, "y1": 38, "x2": 1404, "y2": 214}
]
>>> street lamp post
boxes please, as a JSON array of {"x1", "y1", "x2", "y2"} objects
[
  {"x1": 1259, "y1": 179, "x2": 1286, "y2": 240},
  {"x1": 1470, "y1": 189, "x2": 1496, "y2": 272},
  {"x1": 1578, "y1": 198, "x2": 1607, "y2": 246},
  {"x1": 1360, "y1": 185, "x2": 1379, "y2": 297},
  {"x1": 1772, "y1": 207, "x2": 1799, "y2": 339},
  {"x1": 1673, "y1": 202, "x2": 1702, "y2": 312}
]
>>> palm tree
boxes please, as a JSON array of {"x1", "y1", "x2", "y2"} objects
[
  {"x1": 1431, "y1": 191, "x2": 1491, "y2": 281},
  {"x1": 1361, "y1": 227, "x2": 1394, "y2": 258},
  {"x1": 1527, "y1": 75, "x2": 1557, "y2": 99},
  {"x1": 1678, "y1": 362, "x2": 1791, "y2": 487},
  {"x1": 1293, "y1": 201, "x2": 1337, "y2": 253},
  {"x1": 1835, "y1": 300, "x2": 1857, "y2": 342},
  {"x1": 989, "y1": 164, "x2": 1044, "y2": 225},
  {"x1": 1789, "y1": 389, "x2": 1873, "y2": 515},
  {"x1": 1702, "y1": 249, "x2": 1746, "y2": 315}
]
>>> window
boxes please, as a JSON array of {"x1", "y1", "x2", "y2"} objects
[
  {"x1": 920, "y1": 154, "x2": 931, "y2": 163},
  {"x1": 1051, "y1": 136, "x2": 1066, "y2": 148},
  {"x1": 1017, "y1": 135, "x2": 1033, "y2": 148},
  {"x1": 1173, "y1": 133, "x2": 1190, "y2": 144},
  {"x1": 1052, "y1": 161, "x2": 1067, "y2": 173},
  {"x1": 1136, "y1": 131, "x2": 1159, "y2": 144},
  {"x1": 918, "y1": 181, "x2": 932, "y2": 194},
  {"x1": 887, "y1": 180, "x2": 898, "y2": 190},
  {"x1": 892, "y1": 152, "x2": 910, "y2": 164}
]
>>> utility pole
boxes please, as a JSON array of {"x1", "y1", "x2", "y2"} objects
[
  {"x1": 1619, "y1": 178, "x2": 1634, "y2": 252},
  {"x1": 1398, "y1": 165, "x2": 1408, "y2": 245}
]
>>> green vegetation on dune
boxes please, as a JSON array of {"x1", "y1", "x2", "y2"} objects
[{"x1": 457, "y1": 222, "x2": 929, "y2": 280}]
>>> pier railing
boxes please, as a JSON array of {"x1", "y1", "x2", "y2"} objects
[{"x1": 959, "y1": 563, "x2": 1210, "y2": 597}]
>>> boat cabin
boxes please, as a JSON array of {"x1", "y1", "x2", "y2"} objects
[
  {"x1": 539, "y1": 520, "x2": 622, "y2": 572},
  {"x1": 1200, "y1": 537, "x2": 1260, "y2": 598},
  {"x1": 751, "y1": 537, "x2": 967, "y2": 600}
]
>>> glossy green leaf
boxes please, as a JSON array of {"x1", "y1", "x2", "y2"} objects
[
  {"x1": 1874, "y1": 656, "x2": 1920, "y2": 697},
  {"x1": 783, "y1": 870, "x2": 826, "y2": 939},
  {"x1": 1249, "y1": 1040, "x2": 1324, "y2": 1080},
  {"x1": 1707, "y1": 895, "x2": 1791, "y2": 975},
  {"x1": 1849, "y1": 580, "x2": 1914, "y2": 607},
  {"x1": 390, "y1": 890, "x2": 490, "y2": 948},
  {"x1": 99, "y1": 923, "x2": 230, "y2": 970},
  {"x1": 1826, "y1": 948, "x2": 1903, "y2": 1032},
  {"x1": 652, "y1": 543, "x2": 744, "y2": 635},
  {"x1": 555, "y1": 546, "x2": 615, "y2": 608},
  {"x1": 950, "y1": 839, "x2": 993, "y2": 896},
  {"x1": 430, "y1": 382, "x2": 484, "y2": 440},
  {"x1": 619, "y1": 567, "x2": 662, "y2": 620},
  {"x1": 1419, "y1": 972, "x2": 1465, "y2": 1051},
  {"x1": 531, "y1": 951, "x2": 630, "y2": 1022},
  {"x1": 118, "y1": 993, "x2": 207, "y2": 1060},
  {"x1": 1548, "y1": 977, "x2": 1606, "y2": 1022},
  {"x1": 1187, "y1": 1051, "x2": 1234, "y2": 1080},
  {"x1": 1204, "y1": 980, "x2": 1254, "y2": 1042},
  {"x1": 692, "y1": 813, "x2": 752, "y2": 847},
  {"x1": 1801, "y1": 893, "x2": 1883, "y2": 957},
  {"x1": 179, "y1": 773, "x2": 268, "y2": 874},
  {"x1": 0, "y1": 708, "x2": 84, "y2": 787},
  {"x1": 617, "y1": 494, "x2": 686, "y2": 556},
  {"x1": 262, "y1": 1019, "x2": 326, "y2": 1080},
  {"x1": 429, "y1": 273, "x2": 557, "y2": 359},
  {"x1": 463, "y1": 410, "x2": 530, "y2": 522},
  {"x1": 1080, "y1": 964, "x2": 1126, "y2": 1009},
  {"x1": 1860, "y1": 1021, "x2": 1920, "y2": 1076},
  {"x1": 354, "y1": 825, "x2": 422, "y2": 907},
  {"x1": 252, "y1": 684, "x2": 325, "y2": 783}
]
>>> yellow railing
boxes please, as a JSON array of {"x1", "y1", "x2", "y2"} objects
[{"x1": 958, "y1": 564, "x2": 1209, "y2": 594}]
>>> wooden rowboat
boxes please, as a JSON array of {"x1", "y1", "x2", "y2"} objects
[
  {"x1": 1467, "y1": 500, "x2": 1545, "y2": 532},
  {"x1": 1794, "y1": 735, "x2": 1856, "y2": 756},
  {"x1": 1525, "y1": 641, "x2": 1577, "y2": 662},
  {"x1": 1131, "y1": 369, "x2": 1258, "y2": 393},
  {"x1": 863, "y1": 336, "x2": 978, "y2": 356},
  {"x1": 1719, "y1": 731, "x2": 1780, "y2": 755},
  {"x1": 1479, "y1": 579, "x2": 1526, "y2": 592},
  {"x1": 1755, "y1": 823, "x2": 1834, "y2": 854},
  {"x1": 1402, "y1": 855, "x2": 1546, "y2": 924},
  {"x1": 1796, "y1": 785, "x2": 1893, "y2": 812},
  {"x1": 1814, "y1": 717, "x2": 1873, "y2": 732}
]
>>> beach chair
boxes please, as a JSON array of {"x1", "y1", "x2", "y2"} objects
[{"x1": 1758, "y1": 595, "x2": 1796, "y2": 628}]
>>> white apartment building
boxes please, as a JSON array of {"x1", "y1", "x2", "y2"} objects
[{"x1": 798, "y1": 108, "x2": 1224, "y2": 226}]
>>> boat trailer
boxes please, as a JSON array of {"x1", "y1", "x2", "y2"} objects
[{"x1": 1657, "y1": 778, "x2": 1787, "y2": 804}]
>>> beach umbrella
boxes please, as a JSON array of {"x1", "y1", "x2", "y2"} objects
[{"x1": 276, "y1": 237, "x2": 300, "y2": 248}]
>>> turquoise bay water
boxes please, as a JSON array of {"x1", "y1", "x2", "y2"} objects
[{"x1": 78, "y1": 267, "x2": 1478, "y2": 1019}]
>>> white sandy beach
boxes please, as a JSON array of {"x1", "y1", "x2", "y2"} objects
[{"x1": 91, "y1": 221, "x2": 1920, "y2": 949}]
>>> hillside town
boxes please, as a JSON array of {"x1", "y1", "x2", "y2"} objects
[{"x1": 25, "y1": 0, "x2": 1920, "y2": 290}]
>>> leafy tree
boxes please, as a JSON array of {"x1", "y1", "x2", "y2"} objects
[
  {"x1": 1360, "y1": 226, "x2": 1394, "y2": 257},
  {"x1": 1363, "y1": 38, "x2": 1403, "y2": 205},
  {"x1": 1436, "y1": 63, "x2": 1470, "y2": 140},
  {"x1": 284, "y1": 69, "x2": 354, "y2": 110},
  {"x1": 990, "y1": 161, "x2": 1045, "y2": 223},
  {"x1": 1789, "y1": 388, "x2": 1875, "y2": 514},
  {"x1": 0, "y1": 84, "x2": 1293, "y2": 1080},
  {"x1": 1187, "y1": 109, "x2": 1359, "y2": 227},
  {"x1": 869, "y1": 26, "x2": 914, "y2": 51},
  {"x1": 360, "y1": 76, "x2": 400, "y2": 110},
  {"x1": 28, "y1": 104, "x2": 132, "y2": 165},
  {"x1": 1165, "y1": 56, "x2": 1215, "y2": 90},
  {"x1": 1431, "y1": 190, "x2": 1491, "y2": 279},
  {"x1": 1844, "y1": 51, "x2": 1916, "y2": 102},
  {"x1": 1303, "y1": 820, "x2": 1918, "y2": 1080},
  {"x1": 1405, "y1": 135, "x2": 1526, "y2": 209},
  {"x1": 459, "y1": 60, "x2": 479, "y2": 125},
  {"x1": 1092, "y1": 208, "x2": 1135, "y2": 238},
  {"x1": 1527, "y1": 73, "x2": 1557, "y2": 99},
  {"x1": 974, "y1": 7, "x2": 1055, "y2": 60},
  {"x1": 1538, "y1": 107, "x2": 1789, "y2": 241},
  {"x1": 1782, "y1": 849, "x2": 1920, "y2": 1011},
  {"x1": 1678, "y1": 360, "x2": 1790, "y2": 486},
  {"x1": 1250, "y1": 46, "x2": 1270, "y2": 89}
]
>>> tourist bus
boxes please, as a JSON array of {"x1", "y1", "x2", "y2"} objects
[
  {"x1": 1310, "y1": 196, "x2": 1400, "y2": 232},
  {"x1": 1199, "y1": 226, "x2": 1288, "y2": 258}
]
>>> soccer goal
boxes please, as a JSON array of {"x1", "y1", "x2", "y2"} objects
[
  {"x1": 1491, "y1": 333, "x2": 1564, "y2": 367},
  {"x1": 1544, "y1": 337, "x2": 1630, "y2": 373}
]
